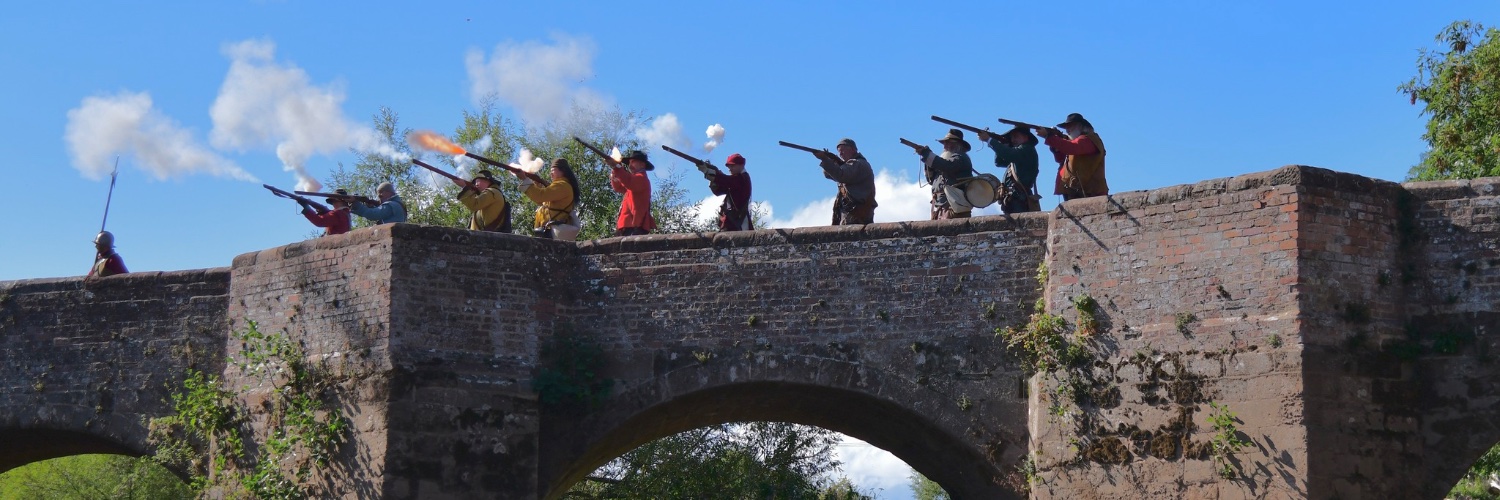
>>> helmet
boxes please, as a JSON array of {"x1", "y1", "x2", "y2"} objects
[{"x1": 93, "y1": 231, "x2": 115, "y2": 247}]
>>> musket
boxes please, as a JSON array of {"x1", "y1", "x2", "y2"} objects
[
  {"x1": 660, "y1": 144, "x2": 721, "y2": 178},
  {"x1": 931, "y1": 115, "x2": 1000, "y2": 138},
  {"x1": 777, "y1": 141, "x2": 841, "y2": 163},
  {"x1": 573, "y1": 136, "x2": 623, "y2": 169},
  {"x1": 411, "y1": 159, "x2": 465, "y2": 183},
  {"x1": 264, "y1": 184, "x2": 329, "y2": 212},
  {"x1": 296, "y1": 190, "x2": 379, "y2": 207},
  {"x1": 998, "y1": 118, "x2": 1062, "y2": 135},
  {"x1": 452, "y1": 154, "x2": 549, "y2": 186},
  {"x1": 899, "y1": 138, "x2": 927, "y2": 151}
]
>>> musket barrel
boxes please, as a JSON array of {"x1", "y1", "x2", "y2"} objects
[
  {"x1": 412, "y1": 159, "x2": 465, "y2": 182},
  {"x1": 931, "y1": 116, "x2": 992, "y2": 136}
]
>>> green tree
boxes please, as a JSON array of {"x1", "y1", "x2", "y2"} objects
[
  {"x1": 0, "y1": 454, "x2": 190, "y2": 500},
  {"x1": 328, "y1": 106, "x2": 469, "y2": 228},
  {"x1": 1400, "y1": 21, "x2": 1500, "y2": 181},
  {"x1": 909, "y1": 469, "x2": 952, "y2": 500},
  {"x1": 1450, "y1": 443, "x2": 1500, "y2": 499},
  {"x1": 566, "y1": 422, "x2": 844, "y2": 499},
  {"x1": 817, "y1": 477, "x2": 874, "y2": 499}
]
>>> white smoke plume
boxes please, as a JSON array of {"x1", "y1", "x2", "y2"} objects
[
  {"x1": 634, "y1": 113, "x2": 689, "y2": 150},
  {"x1": 760, "y1": 168, "x2": 1001, "y2": 229},
  {"x1": 703, "y1": 123, "x2": 726, "y2": 153},
  {"x1": 465, "y1": 35, "x2": 613, "y2": 126},
  {"x1": 209, "y1": 39, "x2": 406, "y2": 192},
  {"x1": 64, "y1": 91, "x2": 256, "y2": 182},
  {"x1": 511, "y1": 149, "x2": 546, "y2": 174},
  {"x1": 609, "y1": 146, "x2": 623, "y2": 164}
]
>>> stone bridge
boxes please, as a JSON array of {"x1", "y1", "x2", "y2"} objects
[{"x1": 0, "y1": 166, "x2": 1496, "y2": 499}]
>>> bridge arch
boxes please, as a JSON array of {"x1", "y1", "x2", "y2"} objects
[
  {"x1": 0, "y1": 426, "x2": 149, "y2": 474},
  {"x1": 539, "y1": 353, "x2": 1027, "y2": 499}
]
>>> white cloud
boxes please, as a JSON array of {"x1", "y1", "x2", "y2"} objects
[
  {"x1": 465, "y1": 34, "x2": 614, "y2": 125},
  {"x1": 64, "y1": 91, "x2": 255, "y2": 182},
  {"x1": 209, "y1": 38, "x2": 404, "y2": 192}
]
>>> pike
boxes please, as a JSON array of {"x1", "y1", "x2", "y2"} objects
[
  {"x1": 264, "y1": 184, "x2": 329, "y2": 212},
  {"x1": 777, "y1": 141, "x2": 841, "y2": 164},
  {"x1": 449, "y1": 154, "x2": 549, "y2": 185},
  {"x1": 99, "y1": 156, "x2": 119, "y2": 233},
  {"x1": 660, "y1": 144, "x2": 721, "y2": 178},
  {"x1": 573, "y1": 136, "x2": 623, "y2": 169}
]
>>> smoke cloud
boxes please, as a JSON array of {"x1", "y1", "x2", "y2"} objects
[
  {"x1": 209, "y1": 39, "x2": 405, "y2": 192},
  {"x1": 64, "y1": 91, "x2": 256, "y2": 182},
  {"x1": 634, "y1": 113, "x2": 689, "y2": 150},
  {"x1": 703, "y1": 123, "x2": 726, "y2": 153},
  {"x1": 511, "y1": 149, "x2": 546, "y2": 174},
  {"x1": 465, "y1": 35, "x2": 613, "y2": 126}
]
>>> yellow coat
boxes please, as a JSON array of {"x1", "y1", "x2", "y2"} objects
[
  {"x1": 522, "y1": 178, "x2": 576, "y2": 229},
  {"x1": 458, "y1": 186, "x2": 509, "y2": 231}
]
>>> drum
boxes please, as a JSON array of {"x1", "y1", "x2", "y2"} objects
[{"x1": 943, "y1": 174, "x2": 1002, "y2": 210}]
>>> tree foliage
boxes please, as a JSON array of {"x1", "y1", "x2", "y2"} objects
[
  {"x1": 565, "y1": 422, "x2": 846, "y2": 499},
  {"x1": 909, "y1": 469, "x2": 952, "y2": 500},
  {"x1": 0, "y1": 454, "x2": 190, "y2": 500},
  {"x1": 1400, "y1": 20, "x2": 1500, "y2": 181}
]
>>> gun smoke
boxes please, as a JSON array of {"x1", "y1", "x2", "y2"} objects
[
  {"x1": 64, "y1": 91, "x2": 256, "y2": 182},
  {"x1": 511, "y1": 149, "x2": 545, "y2": 174},
  {"x1": 703, "y1": 123, "x2": 726, "y2": 153},
  {"x1": 209, "y1": 39, "x2": 407, "y2": 192},
  {"x1": 634, "y1": 113, "x2": 689, "y2": 150}
]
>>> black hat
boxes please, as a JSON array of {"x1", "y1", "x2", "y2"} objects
[
  {"x1": 937, "y1": 128, "x2": 971, "y2": 152},
  {"x1": 334, "y1": 188, "x2": 349, "y2": 195},
  {"x1": 1003, "y1": 124, "x2": 1035, "y2": 140},
  {"x1": 1057, "y1": 113, "x2": 1093, "y2": 129},
  {"x1": 622, "y1": 150, "x2": 655, "y2": 171}
]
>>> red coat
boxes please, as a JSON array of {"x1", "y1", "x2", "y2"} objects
[
  {"x1": 303, "y1": 207, "x2": 352, "y2": 235},
  {"x1": 610, "y1": 167, "x2": 656, "y2": 232}
]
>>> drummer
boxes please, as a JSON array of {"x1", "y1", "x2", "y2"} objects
[{"x1": 914, "y1": 128, "x2": 976, "y2": 220}]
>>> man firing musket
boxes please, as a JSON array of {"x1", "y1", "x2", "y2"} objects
[
  {"x1": 663, "y1": 145, "x2": 754, "y2": 232},
  {"x1": 265, "y1": 184, "x2": 351, "y2": 236},
  {"x1": 413, "y1": 158, "x2": 512, "y2": 233},
  {"x1": 299, "y1": 185, "x2": 407, "y2": 225},
  {"x1": 1038, "y1": 113, "x2": 1107, "y2": 201},
  {"x1": 781, "y1": 138, "x2": 876, "y2": 225},
  {"x1": 908, "y1": 130, "x2": 976, "y2": 220}
]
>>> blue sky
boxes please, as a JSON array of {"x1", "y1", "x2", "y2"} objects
[{"x1": 2, "y1": 1, "x2": 1496, "y2": 496}]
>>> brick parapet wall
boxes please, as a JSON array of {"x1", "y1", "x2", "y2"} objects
[
  {"x1": 1034, "y1": 166, "x2": 1311, "y2": 499},
  {"x1": 380, "y1": 224, "x2": 575, "y2": 499},
  {"x1": 1398, "y1": 177, "x2": 1500, "y2": 498},
  {"x1": 227, "y1": 225, "x2": 399, "y2": 498},
  {"x1": 0, "y1": 268, "x2": 229, "y2": 472}
]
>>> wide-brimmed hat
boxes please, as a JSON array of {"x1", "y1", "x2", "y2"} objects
[
  {"x1": 937, "y1": 128, "x2": 971, "y2": 151},
  {"x1": 472, "y1": 169, "x2": 500, "y2": 184},
  {"x1": 1003, "y1": 124, "x2": 1035, "y2": 141},
  {"x1": 1057, "y1": 113, "x2": 1093, "y2": 129},
  {"x1": 622, "y1": 150, "x2": 655, "y2": 171},
  {"x1": 725, "y1": 153, "x2": 746, "y2": 166},
  {"x1": 328, "y1": 188, "x2": 350, "y2": 204}
]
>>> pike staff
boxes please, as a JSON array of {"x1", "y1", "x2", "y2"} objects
[{"x1": 99, "y1": 156, "x2": 119, "y2": 232}]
